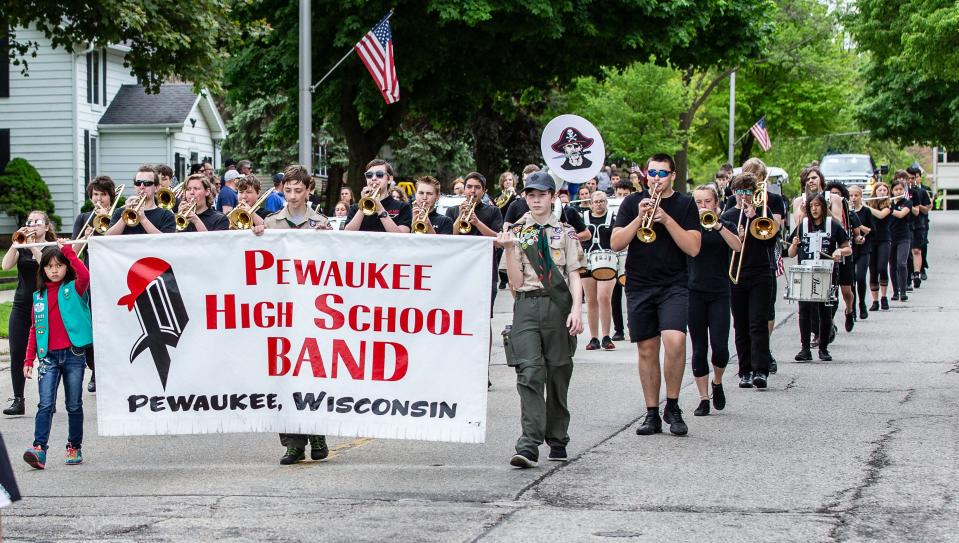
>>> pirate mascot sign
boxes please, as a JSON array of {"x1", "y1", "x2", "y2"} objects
[{"x1": 540, "y1": 114, "x2": 605, "y2": 185}]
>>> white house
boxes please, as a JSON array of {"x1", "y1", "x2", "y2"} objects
[
  {"x1": 931, "y1": 147, "x2": 958, "y2": 210},
  {"x1": 0, "y1": 26, "x2": 227, "y2": 233}
]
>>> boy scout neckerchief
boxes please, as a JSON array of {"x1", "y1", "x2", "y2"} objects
[{"x1": 518, "y1": 222, "x2": 573, "y2": 315}]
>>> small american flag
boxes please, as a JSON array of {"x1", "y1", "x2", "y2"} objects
[
  {"x1": 750, "y1": 116, "x2": 772, "y2": 151},
  {"x1": 355, "y1": 13, "x2": 400, "y2": 104}
]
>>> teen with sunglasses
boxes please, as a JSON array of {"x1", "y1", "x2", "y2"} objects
[
  {"x1": 344, "y1": 159, "x2": 412, "y2": 233},
  {"x1": 105, "y1": 165, "x2": 176, "y2": 235}
]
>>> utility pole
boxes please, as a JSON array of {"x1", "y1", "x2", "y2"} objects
[
  {"x1": 298, "y1": 0, "x2": 312, "y2": 171},
  {"x1": 728, "y1": 71, "x2": 736, "y2": 165}
]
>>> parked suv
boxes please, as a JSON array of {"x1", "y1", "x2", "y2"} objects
[{"x1": 819, "y1": 154, "x2": 887, "y2": 196}]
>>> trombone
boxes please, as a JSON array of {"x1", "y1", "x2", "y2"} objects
[
  {"x1": 411, "y1": 200, "x2": 431, "y2": 234},
  {"x1": 636, "y1": 185, "x2": 662, "y2": 243},
  {"x1": 748, "y1": 180, "x2": 779, "y2": 241},
  {"x1": 454, "y1": 195, "x2": 478, "y2": 234},
  {"x1": 728, "y1": 206, "x2": 748, "y2": 285},
  {"x1": 175, "y1": 198, "x2": 198, "y2": 231},
  {"x1": 228, "y1": 191, "x2": 271, "y2": 230},
  {"x1": 157, "y1": 182, "x2": 185, "y2": 210},
  {"x1": 122, "y1": 195, "x2": 148, "y2": 227},
  {"x1": 76, "y1": 185, "x2": 125, "y2": 258},
  {"x1": 359, "y1": 183, "x2": 386, "y2": 216}
]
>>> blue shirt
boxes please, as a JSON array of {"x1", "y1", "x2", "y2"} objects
[
  {"x1": 264, "y1": 190, "x2": 285, "y2": 213},
  {"x1": 216, "y1": 186, "x2": 239, "y2": 212}
]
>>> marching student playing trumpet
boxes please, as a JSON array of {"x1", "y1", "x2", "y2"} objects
[
  {"x1": 177, "y1": 174, "x2": 229, "y2": 232},
  {"x1": 411, "y1": 176, "x2": 453, "y2": 235},
  {"x1": 105, "y1": 165, "x2": 176, "y2": 235},
  {"x1": 345, "y1": 159, "x2": 412, "y2": 233}
]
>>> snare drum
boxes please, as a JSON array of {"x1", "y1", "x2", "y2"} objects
[
  {"x1": 616, "y1": 251, "x2": 627, "y2": 286},
  {"x1": 587, "y1": 250, "x2": 618, "y2": 281},
  {"x1": 785, "y1": 261, "x2": 836, "y2": 303}
]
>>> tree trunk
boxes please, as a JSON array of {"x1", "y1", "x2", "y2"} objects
[
  {"x1": 738, "y1": 133, "x2": 755, "y2": 166},
  {"x1": 471, "y1": 103, "x2": 505, "y2": 186},
  {"x1": 675, "y1": 109, "x2": 696, "y2": 192}
]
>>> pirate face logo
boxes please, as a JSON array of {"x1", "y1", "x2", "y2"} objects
[
  {"x1": 117, "y1": 257, "x2": 190, "y2": 389},
  {"x1": 551, "y1": 127, "x2": 594, "y2": 171}
]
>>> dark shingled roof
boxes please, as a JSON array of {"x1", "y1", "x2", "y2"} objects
[{"x1": 99, "y1": 84, "x2": 198, "y2": 125}]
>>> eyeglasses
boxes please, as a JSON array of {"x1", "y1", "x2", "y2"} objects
[
  {"x1": 25, "y1": 219, "x2": 45, "y2": 226},
  {"x1": 133, "y1": 180, "x2": 156, "y2": 187},
  {"x1": 647, "y1": 169, "x2": 672, "y2": 178},
  {"x1": 365, "y1": 171, "x2": 387, "y2": 179}
]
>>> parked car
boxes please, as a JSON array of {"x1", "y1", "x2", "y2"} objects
[{"x1": 819, "y1": 154, "x2": 887, "y2": 196}]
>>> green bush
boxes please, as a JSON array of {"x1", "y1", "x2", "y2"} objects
[{"x1": 0, "y1": 157, "x2": 62, "y2": 228}]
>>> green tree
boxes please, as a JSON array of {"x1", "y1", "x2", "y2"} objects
[
  {"x1": 3, "y1": 0, "x2": 249, "y2": 93},
  {"x1": 0, "y1": 158, "x2": 61, "y2": 228}
]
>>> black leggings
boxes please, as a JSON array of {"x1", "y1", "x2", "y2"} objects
[
  {"x1": 687, "y1": 290, "x2": 730, "y2": 378},
  {"x1": 611, "y1": 282, "x2": 624, "y2": 335},
  {"x1": 730, "y1": 274, "x2": 771, "y2": 376},
  {"x1": 7, "y1": 304, "x2": 31, "y2": 398},
  {"x1": 869, "y1": 240, "x2": 890, "y2": 291},
  {"x1": 854, "y1": 252, "x2": 869, "y2": 308},
  {"x1": 799, "y1": 302, "x2": 832, "y2": 349},
  {"x1": 890, "y1": 240, "x2": 910, "y2": 297}
]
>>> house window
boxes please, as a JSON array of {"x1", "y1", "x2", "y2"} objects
[
  {"x1": 86, "y1": 50, "x2": 104, "y2": 105},
  {"x1": 83, "y1": 130, "x2": 97, "y2": 183},
  {"x1": 190, "y1": 152, "x2": 199, "y2": 166},
  {"x1": 315, "y1": 144, "x2": 329, "y2": 178},
  {"x1": 174, "y1": 153, "x2": 184, "y2": 181},
  {"x1": 0, "y1": 129, "x2": 10, "y2": 173}
]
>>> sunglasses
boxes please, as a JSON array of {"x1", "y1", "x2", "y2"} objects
[
  {"x1": 133, "y1": 180, "x2": 157, "y2": 187},
  {"x1": 25, "y1": 219, "x2": 45, "y2": 226},
  {"x1": 735, "y1": 189, "x2": 754, "y2": 196},
  {"x1": 647, "y1": 169, "x2": 672, "y2": 178},
  {"x1": 365, "y1": 171, "x2": 387, "y2": 179}
]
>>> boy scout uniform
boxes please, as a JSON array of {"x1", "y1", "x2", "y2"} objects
[{"x1": 500, "y1": 210, "x2": 587, "y2": 461}]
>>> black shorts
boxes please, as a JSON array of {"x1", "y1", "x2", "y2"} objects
[
  {"x1": 626, "y1": 284, "x2": 689, "y2": 342},
  {"x1": 911, "y1": 229, "x2": 927, "y2": 249},
  {"x1": 837, "y1": 259, "x2": 854, "y2": 287},
  {"x1": 767, "y1": 275, "x2": 777, "y2": 322}
]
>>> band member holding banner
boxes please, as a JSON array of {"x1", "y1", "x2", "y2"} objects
[
  {"x1": 22, "y1": 240, "x2": 93, "y2": 469},
  {"x1": 413, "y1": 176, "x2": 453, "y2": 235},
  {"x1": 178, "y1": 174, "x2": 230, "y2": 232},
  {"x1": 345, "y1": 159, "x2": 412, "y2": 233},
  {"x1": 497, "y1": 171, "x2": 585, "y2": 468},
  {"x1": 106, "y1": 165, "x2": 176, "y2": 235},
  {"x1": 611, "y1": 153, "x2": 700, "y2": 436},
  {"x1": 237, "y1": 175, "x2": 271, "y2": 222},
  {"x1": 688, "y1": 184, "x2": 741, "y2": 415},
  {"x1": 2, "y1": 212, "x2": 57, "y2": 416},
  {"x1": 581, "y1": 191, "x2": 617, "y2": 351},
  {"x1": 787, "y1": 193, "x2": 851, "y2": 362}
]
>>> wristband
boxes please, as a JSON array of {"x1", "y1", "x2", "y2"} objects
[{"x1": 378, "y1": 211, "x2": 389, "y2": 219}]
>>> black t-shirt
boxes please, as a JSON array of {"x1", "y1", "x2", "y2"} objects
[
  {"x1": 109, "y1": 206, "x2": 176, "y2": 234},
  {"x1": 721, "y1": 207, "x2": 778, "y2": 277},
  {"x1": 346, "y1": 195, "x2": 413, "y2": 232},
  {"x1": 582, "y1": 212, "x2": 614, "y2": 251},
  {"x1": 789, "y1": 218, "x2": 849, "y2": 264},
  {"x1": 688, "y1": 219, "x2": 735, "y2": 294},
  {"x1": 853, "y1": 206, "x2": 874, "y2": 257},
  {"x1": 889, "y1": 198, "x2": 913, "y2": 242},
  {"x1": 445, "y1": 200, "x2": 503, "y2": 236},
  {"x1": 614, "y1": 191, "x2": 699, "y2": 288},
  {"x1": 12, "y1": 248, "x2": 40, "y2": 307},
  {"x1": 428, "y1": 210, "x2": 453, "y2": 235},
  {"x1": 503, "y1": 199, "x2": 588, "y2": 233},
  {"x1": 870, "y1": 207, "x2": 891, "y2": 242},
  {"x1": 182, "y1": 207, "x2": 230, "y2": 232},
  {"x1": 910, "y1": 186, "x2": 931, "y2": 229},
  {"x1": 72, "y1": 211, "x2": 103, "y2": 266}
]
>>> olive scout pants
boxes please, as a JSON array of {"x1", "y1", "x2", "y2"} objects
[{"x1": 506, "y1": 291, "x2": 576, "y2": 458}]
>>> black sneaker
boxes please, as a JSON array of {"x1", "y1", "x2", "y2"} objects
[
  {"x1": 711, "y1": 382, "x2": 726, "y2": 411},
  {"x1": 601, "y1": 336, "x2": 615, "y2": 350},
  {"x1": 87, "y1": 374, "x2": 96, "y2": 393},
  {"x1": 662, "y1": 405, "x2": 688, "y2": 436},
  {"x1": 739, "y1": 373, "x2": 754, "y2": 388},
  {"x1": 548, "y1": 445, "x2": 568, "y2": 462},
  {"x1": 860, "y1": 305, "x2": 868, "y2": 320},
  {"x1": 510, "y1": 451, "x2": 538, "y2": 468},
  {"x1": 308, "y1": 436, "x2": 329, "y2": 461},
  {"x1": 280, "y1": 447, "x2": 305, "y2": 465},
  {"x1": 768, "y1": 353, "x2": 778, "y2": 374},
  {"x1": 881, "y1": 297, "x2": 889, "y2": 310},
  {"x1": 891, "y1": 293, "x2": 900, "y2": 301},
  {"x1": 752, "y1": 373, "x2": 768, "y2": 389},
  {"x1": 870, "y1": 300, "x2": 879, "y2": 312},
  {"x1": 585, "y1": 337, "x2": 601, "y2": 350},
  {"x1": 635, "y1": 412, "x2": 663, "y2": 435},
  {"x1": 498, "y1": 280, "x2": 508, "y2": 290},
  {"x1": 913, "y1": 273, "x2": 921, "y2": 289},
  {"x1": 818, "y1": 348, "x2": 832, "y2": 361},
  {"x1": 611, "y1": 332, "x2": 625, "y2": 341},
  {"x1": 3, "y1": 397, "x2": 25, "y2": 416},
  {"x1": 921, "y1": 270, "x2": 928, "y2": 280},
  {"x1": 900, "y1": 293, "x2": 909, "y2": 301},
  {"x1": 693, "y1": 399, "x2": 710, "y2": 417},
  {"x1": 845, "y1": 312, "x2": 855, "y2": 332},
  {"x1": 795, "y1": 348, "x2": 812, "y2": 362}
]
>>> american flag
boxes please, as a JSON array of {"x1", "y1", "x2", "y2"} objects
[
  {"x1": 354, "y1": 13, "x2": 400, "y2": 104},
  {"x1": 750, "y1": 116, "x2": 772, "y2": 151}
]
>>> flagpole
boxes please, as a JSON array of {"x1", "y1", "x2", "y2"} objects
[
  {"x1": 298, "y1": 0, "x2": 312, "y2": 170},
  {"x1": 310, "y1": 9, "x2": 395, "y2": 93}
]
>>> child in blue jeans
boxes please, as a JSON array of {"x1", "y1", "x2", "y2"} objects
[{"x1": 22, "y1": 241, "x2": 92, "y2": 469}]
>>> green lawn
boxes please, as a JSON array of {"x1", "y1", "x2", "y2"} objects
[
  {"x1": 0, "y1": 250, "x2": 16, "y2": 278},
  {"x1": 0, "y1": 302, "x2": 11, "y2": 339}
]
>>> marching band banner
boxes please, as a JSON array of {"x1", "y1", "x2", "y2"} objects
[{"x1": 88, "y1": 230, "x2": 492, "y2": 443}]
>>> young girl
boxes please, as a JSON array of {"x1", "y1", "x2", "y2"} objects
[
  {"x1": 848, "y1": 186, "x2": 873, "y2": 319},
  {"x1": 865, "y1": 182, "x2": 893, "y2": 310},
  {"x1": 581, "y1": 191, "x2": 616, "y2": 351},
  {"x1": 22, "y1": 240, "x2": 92, "y2": 469},
  {"x1": 2, "y1": 211, "x2": 58, "y2": 416},
  {"x1": 888, "y1": 178, "x2": 914, "y2": 302}
]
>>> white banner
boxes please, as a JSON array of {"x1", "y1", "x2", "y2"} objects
[{"x1": 88, "y1": 230, "x2": 492, "y2": 443}]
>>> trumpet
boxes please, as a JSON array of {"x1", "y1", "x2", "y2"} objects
[
  {"x1": 175, "y1": 198, "x2": 198, "y2": 231},
  {"x1": 228, "y1": 191, "x2": 271, "y2": 230},
  {"x1": 359, "y1": 183, "x2": 386, "y2": 216},
  {"x1": 700, "y1": 208, "x2": 718, "y2": 229},
  {"x1": 455, "y1": 195, "x2": 478, "y2": 234},
  {"x1": 122, "y1": 195, "x2": 148, "y2": 227},
  {"x1": 157, "y1": 182, "x2": 185, "y2": 210},
  {"x1": 12, "y1": 230, "x2": 35, "y2": 244},
  {"x1": 748, "y1": 180, "x2": 779, "y2": 241},
  {"x1": 411, "y1": 200, "x2": 431, "y2": 234},
  {"x1": 495, "y1": 187, "x2": 515, "y2": 209},
  {"x1": 637, "y1": 185, "x2": 662, "y2": 243}
]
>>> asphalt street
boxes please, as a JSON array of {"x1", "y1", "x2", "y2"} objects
[{"x1": 1, "y1": 212, "x2": 957, "y2": 542}]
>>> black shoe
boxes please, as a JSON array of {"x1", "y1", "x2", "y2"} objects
[
  {"x1": 881, "y1": 297, "x2": 889, "y2": 310},
  {"x1": 818, "y1": 348, "x2": 832, "y2": 361},
  {"x1": 711, "y1": 382, "x2": 726, "y2": 411},
  {"x1": 601, "y1": 336, "x2": 615, "y2": 350},
  {"x1": 87, "y1": 374, "x2": 96, "y2": 393},
  {"x1": 308, "y1": 436, "x2": 329, "y2": 461},
  {"x1": 921, "y1": 270, "x2": 928, "y2": 280},
  {"x1": 693, "y1": 399, "x2": 710, "y2": 416},
  {"x1": 585, "y1": 337, "x2": 601, "y2": 350},
  {"x1": 913, "y1": 273, "x2": 921, "y2": 289},
  {"x1": 811, "y1": 335, "x2": 820, "y2": 348},
  {"x1": 739, "y1": 373, "x2": 754, "y2": 388},
  {"x1": 845, "y1": 312, "x2": 855, "y2": 332},
  {"x1": 860, "y1": 305, "x2": 868, "y2": 320},
  {"x1": 280, "y1": 447, "x2": 305, "y2": 465},
  {"x1": 795, "y1": 348, "x2": 812, "y2": 362},
  {"x1": 635, "y1": 412, "x2": 663, "y2": 435},
  {"x1": 870, "y1": 301, "x2": 879, "y2": 312},
  {"x1": 768, "y1": 353, "x2": 778, "y2": 374},
  {"x1": 611, "y1": 332, "x2": 625, "y2": 341},
  {"x1": 498, "y1": 281, "x2": 508, "y2": 290},
  {"x1": 900, "y1": 293, "x2": 909, "y2": 301},
  {"x1": 752, "y1": 373, "x2": 768, "y2": 389},
  {"x1": 3, "y1": 397, "x2": 25, "y2": 416},
  {"x1": 891, "y1": 293, "x2": 900, "y2": 301},
  {"x1": 510, "y1": 451, "x2": 538, "y2": 468},
  {"x1": 662, "y1": 405, "x2": 688, "y2": 436},
  {"x1": 548, "y1": 445, "x2": 568, "y2": 462}
]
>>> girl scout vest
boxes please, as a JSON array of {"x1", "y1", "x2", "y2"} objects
[{"x1": 33, "y1": 280, "x2": 93, "y2": 358}]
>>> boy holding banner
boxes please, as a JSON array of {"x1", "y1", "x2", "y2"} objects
[{"x1": 497, "y1": 172, "x2": 586, "y2": 468}]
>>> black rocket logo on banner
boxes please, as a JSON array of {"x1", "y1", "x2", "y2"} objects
[{"x1": 117, "y1": 257, "x2": 190, "y2": 389}]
